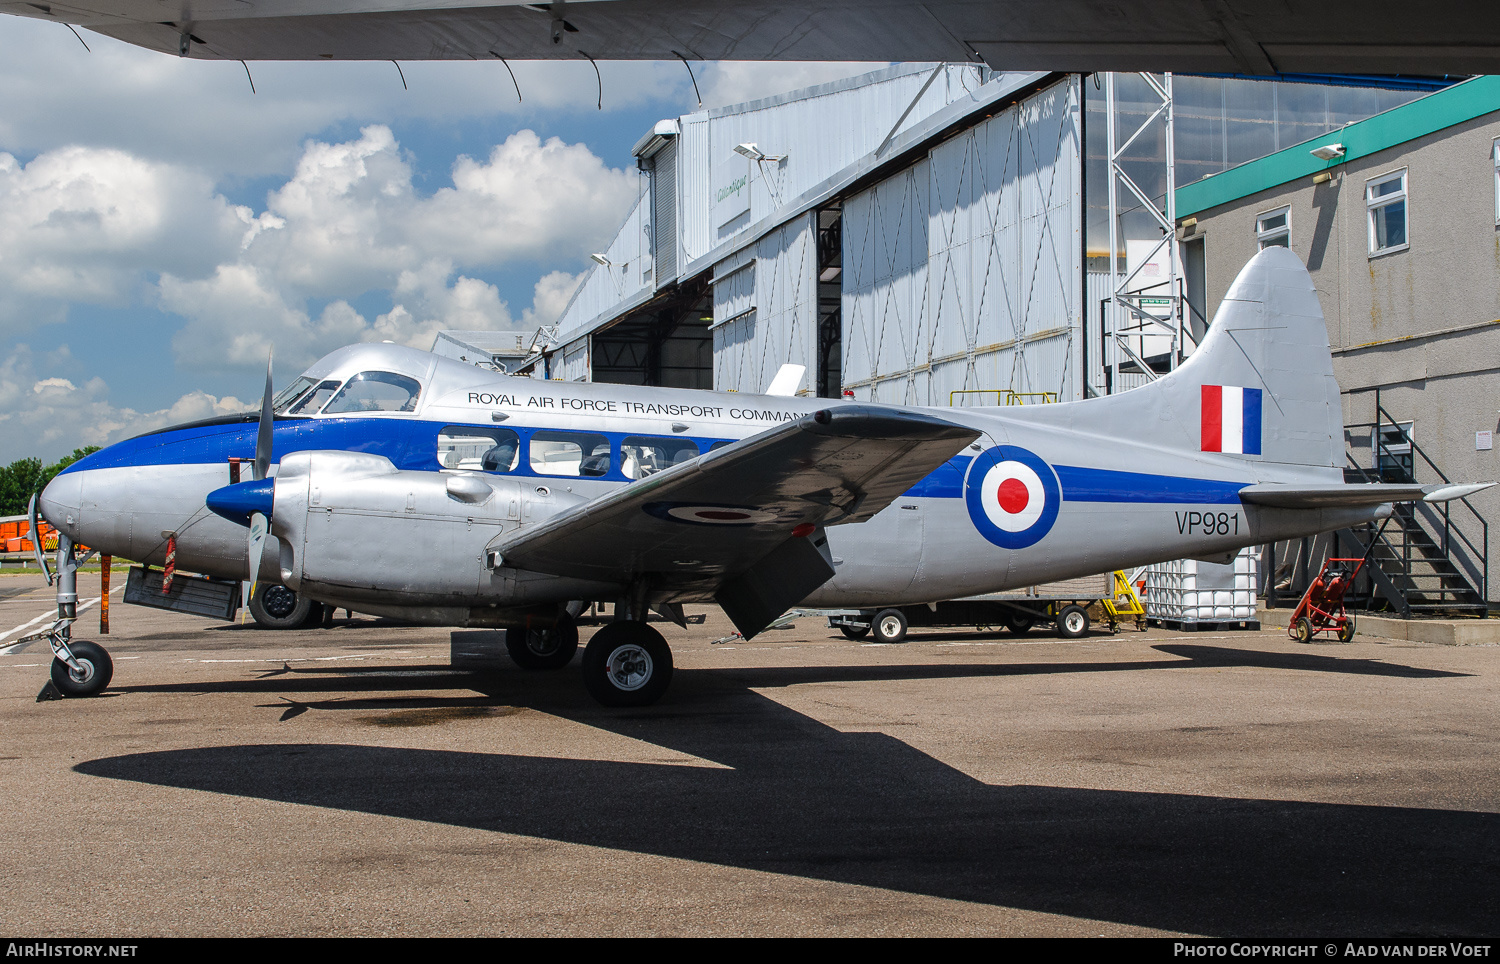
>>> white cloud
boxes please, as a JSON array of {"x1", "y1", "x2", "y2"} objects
[
  {"x1": 0, "y1": 345, "x2": 249, "y2": 461},
  {"x1": 150, "y1": 125, "x2": 634, "y2": 372},
  {"x1": 414, "y1": 131, "x2": 640, "y2": 265},
  {"x1": 522, "y1": 270, "x2": 585, "y2": 329},
  {"x1": 0, "y1": 146, "x2": 243, "y2": 329}
]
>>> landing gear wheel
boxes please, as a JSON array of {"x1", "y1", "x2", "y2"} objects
[
  {"x1": 50, "y1": 640, "x2": 113, "y2": 697},
  {"x1": 248, "y1": 584, "x2": 314, "y2": 629},
  {"x1": 873, "y1": 608, "x2": 908, "y2": 644},
  {"x1": 1294, "y1": 616, "x2": 1315, "y2": 644},
  {"x1": 839, "y1": 624, "x2": 870, "y2": 641},
  {"x1": 1338, "y1": 618, "x2": 1356, "y2": 643},
  {"x1": 506, "y1": 613, "x2": 579, "y2": 670},
  {"x1": 582, "y1": 622, "x2": 673, "y2": 707},
  {"x1": 1003, "y1": 611, "x2": 1034, "y2": 636},
  {"x1": 1056, "y1": 604, "x2": 1090, "y2": 639}
]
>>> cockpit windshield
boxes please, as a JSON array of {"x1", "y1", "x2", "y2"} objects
[
  {"x1": 322, "y1": 371, "x2": 422, "y2": 414},
  {"x1": 288, "y1": 380, "x2": 342, "y2": 415},
  {"x1": 272, "y1": 376, "x2": 318, "y2": 414}
]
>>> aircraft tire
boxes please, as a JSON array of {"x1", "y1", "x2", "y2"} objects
[
  {"x1": 1294, "y1": 616, "x2": 1315, "y2": 644},
  {"x1": 581, "y1": 622, "x2": 673, "y2": 707},
  {"x1": 1338, "y1": 618, "x2": 1356, "y2": 643},
  {"x1": 839, "y1": 624, "x2": 870, "y2": 641},
  {"x1": 506, "y1": 613, "x2": 579, "y2": 670},
  {"x1": 50, "y1": 640, "x2": 113, "y2": 697},
  {"x1": 873, "y1": 609, "x2": 908, "y2": 644},
  {"x1": 249, "y1": 584, "x2": 314, "y2": 630},
  {"x1": 1056, "y1": 604, "x2": 1090, "y2": 639}
]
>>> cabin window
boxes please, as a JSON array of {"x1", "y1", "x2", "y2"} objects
[
  {"x1": 1255, "y1": 207, "x2": 1290, "y2": 249},
  {"x1": 529, "y1": 431, "x2": 611, "y2": 477},
  {"x1": 322, "y1": 371, "x2": 422, "y2": 414},
  {"x1": 288, "y1": 380, "x2": 341, "y2": 414},
  {"x1": 438, "y1": 427, "x2": 520, "y2": 473},
  {"x1": 1367, "y1": 170, "x2": 1408, "y2": 256},
  {"x1": 620, "y1": 436, "x2": 699, "y2": 480}
]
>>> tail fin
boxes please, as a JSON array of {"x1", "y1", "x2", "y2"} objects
[{"x1": 1087, "y1": 247, "x2": 1343, "y2": 477}]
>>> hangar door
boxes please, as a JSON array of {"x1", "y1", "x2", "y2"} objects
[{"x1": 842, "y1": 76, "x2": 1083, "y2": 407}]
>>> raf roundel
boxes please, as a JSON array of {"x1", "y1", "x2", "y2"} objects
[
  {"x1": 963, "y1": 445, "x2": 1061, "y2": 549},
  {"x1": 643, "y1": 502, "x2": 779, "y2": 526}
]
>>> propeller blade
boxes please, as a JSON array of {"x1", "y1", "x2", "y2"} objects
[
  {"x1": 242, "y1": 510, "x2": 268, "y2": 617},
  {"x1": 253, "y1": 351, "x2": 273, "y2": 482}
]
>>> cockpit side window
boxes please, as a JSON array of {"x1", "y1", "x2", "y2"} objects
[
  {"x1": 272, "y1": 376, "x2": 317, "y2": 414},
  {"x1": 322, "y1": 371, "x2": 422, "y2": 415},
  {"x1": 438, "y1": 427, "x2": 520, "y2": 473},
  {"x1": 289, "y1": 380, "x2": 342, "y2": 414}
]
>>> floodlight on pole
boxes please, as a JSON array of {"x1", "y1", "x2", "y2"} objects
[
  {"x1": 734, "y1": 142, "x2": 786, "y2": 162},
  {"x1": 589, "y1": 253, "x2": 615, "y2": 267},
  {"x1": 1310, "y1": 144, "x2": 1346, "y2": 161}
]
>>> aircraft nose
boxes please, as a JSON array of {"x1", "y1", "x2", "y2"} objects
[{"x1": 38, "y1": 471, "x2": 83, "y2": 537}]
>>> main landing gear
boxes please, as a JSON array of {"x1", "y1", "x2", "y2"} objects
[
  {"x1": 502, "y1": 588, "x2": 677, "y2": 707},
  {"x1": 503, "y1": 608, "x2": 673, "y2": 706},
  {"x1": 505, "y1": 612, "x2": 579, "y2": 670},
  {"x1": 580, "y1": 621, "x2": 673, "y2": 707}
]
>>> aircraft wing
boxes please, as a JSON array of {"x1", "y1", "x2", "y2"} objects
[
  {"x1": 490, "y1": 405, "x2": 979, "y2": 636},
  {"x1": 1238, "y1": 481, "x2": 1495, "y2": 509},
  {"x1": 6, "y1": 1, "x2": 1500, "y2": 74}
]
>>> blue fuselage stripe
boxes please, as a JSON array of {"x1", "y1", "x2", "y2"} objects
[
  {"x1": 70, "y1": 418, "x2": 1251, "y2": 506},
  {"x1": 1053, "y1": 465, "x2": 1247, "y2": 504}
]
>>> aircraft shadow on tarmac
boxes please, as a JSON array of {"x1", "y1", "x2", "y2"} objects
[{"x1": 76, "y1": 641, "x2": 1497, "y2": 936}]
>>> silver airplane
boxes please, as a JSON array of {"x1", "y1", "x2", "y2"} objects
[{"x1": 32, "y1": 249, "x2": 1493, "y2": 706}]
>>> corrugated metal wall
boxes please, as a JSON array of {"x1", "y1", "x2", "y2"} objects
[
  {"x1": 561, "y1": 339, "x2": 589, "y2": 382},
  {"x1": 712, "y1": 212, "x2": 817, "y2": 394},
  {"x1": 842, "y1": 77, "x2": 1083, "y2": 408},
  {"x1": 555, "y1": 182, "x2": 653, "y2": 345},
  {"x1": 677, "y1": 64, "x2": 1001, "y2": 277}
]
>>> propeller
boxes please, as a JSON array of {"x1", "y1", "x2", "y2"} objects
[
  {"x1": 242, "y1": 352, "x2": 274, "y2": 618},
  {"x1": 254, "y1": 351, "x2": 273, "y2": 483}
]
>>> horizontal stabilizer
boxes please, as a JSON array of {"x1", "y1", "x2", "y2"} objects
[{"x1": 1239, "y1": 481, "x2": 1495, "y2": 509}]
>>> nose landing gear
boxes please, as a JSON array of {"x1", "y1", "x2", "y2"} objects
[{"x1": 26, "y1": 525, "x2": 113, "y2": 699}]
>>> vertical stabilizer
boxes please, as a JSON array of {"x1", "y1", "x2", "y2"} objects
[{"x1": 1061, "y1": 248, "x2": 1344, "y2": 480}]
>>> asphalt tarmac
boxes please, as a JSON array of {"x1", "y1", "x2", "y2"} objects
[{"x1": 2, "y1": 569, "x2": 1497, "y2": 937}]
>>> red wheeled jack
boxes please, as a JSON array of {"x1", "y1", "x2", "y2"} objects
[{"x1": 1288, "y1": 557, "x2": 1366, "y2": 643}]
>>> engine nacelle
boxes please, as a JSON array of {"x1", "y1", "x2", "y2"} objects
[{"x1": 269, "y1": 450, "x2": 606, "y2": 611}]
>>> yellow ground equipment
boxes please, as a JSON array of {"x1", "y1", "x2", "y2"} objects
[{"x1": 1101, "y1": 570, "x2": 1147, "y2": 632}]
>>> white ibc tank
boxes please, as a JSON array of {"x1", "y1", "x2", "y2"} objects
[{"x1": 1144, "y1": 547, "x2": 1259, "y2": 626}]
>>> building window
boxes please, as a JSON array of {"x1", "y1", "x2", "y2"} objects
[
  {"x1": 1373, "y1": 420, "x2": 1415, "y2": 482},
  {"x1": 1255, "y1": 207, "x2": 1291, "y2": 249},
  {"x1": 1493, "y1": 139, "x2": 1500, "y2": 224},
  {"x1": 1367, "y1": 170, "x2": 1408, "y2": 256}
]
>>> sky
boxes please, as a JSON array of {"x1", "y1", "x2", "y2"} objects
[{"x1": 0, "y1": 14, "x2": 883, "y2": 463}]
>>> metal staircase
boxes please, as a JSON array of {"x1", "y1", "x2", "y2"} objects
[{"x1": 1337, "y1": 392, "x2": 1489, "y2": 618}]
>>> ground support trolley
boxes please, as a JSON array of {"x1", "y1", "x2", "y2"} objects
[{"x1": 821, "y1": 574, "x2": 1132, "y2": 644}]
